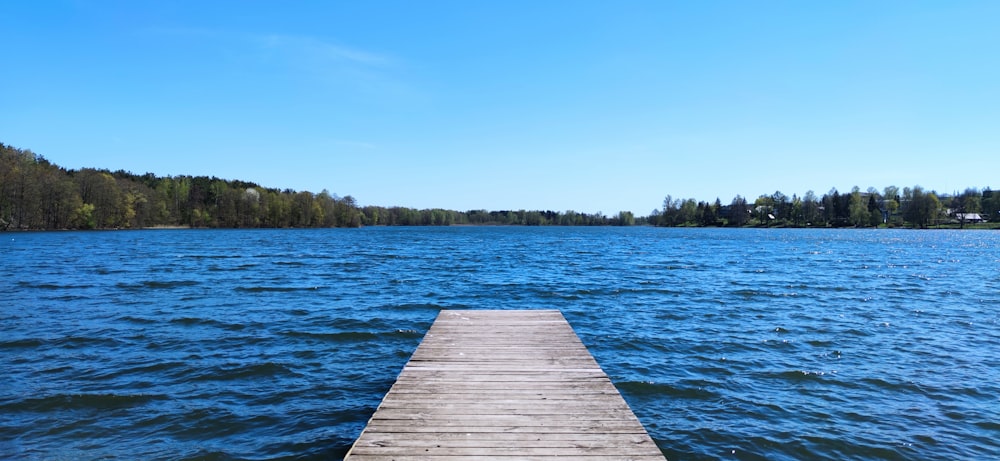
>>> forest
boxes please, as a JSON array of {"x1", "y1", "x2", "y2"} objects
[
  {"x1": 653, "y1": 186, "x2": 999, "y2": 229},
  {"x1": 0, "y1": 143, "x2": 630, "y2": 230},
  {"x1": 1, "y1": 142, "x2": 997, "y2": 230}
]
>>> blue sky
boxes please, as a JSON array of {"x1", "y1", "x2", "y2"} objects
[{"x1": 3, "y1": 1, "x2": 998, "y2": 215}]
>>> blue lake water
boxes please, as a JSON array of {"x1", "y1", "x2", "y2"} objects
[{"x1": 2, "y1": 227, "x2": 999, "y2": 460}]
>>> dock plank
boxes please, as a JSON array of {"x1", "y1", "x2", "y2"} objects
[{"x1": 344, "y1": 309, "x2": 665, "y2": 460}]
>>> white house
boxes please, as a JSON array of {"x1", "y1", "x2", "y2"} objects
[{"x1": 955, "y1": 213, "x2": 985, "y2": 223}]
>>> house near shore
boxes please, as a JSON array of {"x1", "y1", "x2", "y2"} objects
[{"x1": 955, "y1": 213, "x2": 985, "y2": 223}]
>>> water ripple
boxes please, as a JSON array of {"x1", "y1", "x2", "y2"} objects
[{"x1": 2, "y1": 228, "x2": 998, "y2": 460}]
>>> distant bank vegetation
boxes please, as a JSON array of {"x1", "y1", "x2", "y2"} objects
[
  {"x1": 2, "y1": 142, "x2": 997, "y2": 230},
  {"x1": 654, "y1": 187, "x2": 999, "y2": 229},
  {"x1": 0, "y1": 143, "x2": 627, "y2": 230}
]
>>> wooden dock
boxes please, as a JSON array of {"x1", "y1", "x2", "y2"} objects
[{"x1": 345, "y1": 309, "x2": 665, "y2": 460}]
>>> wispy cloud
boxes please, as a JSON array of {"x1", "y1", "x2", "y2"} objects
[
  {"x1": 145, "y1": 26, "x2": 407, "y2": 96},
  {"x1": 146, "y1": 26, "x2": 390, "y2": 65},
  {"x1": 249, "y1": 33, "x2": 405, "y2": 95},
  {"x1": 255, "y1": 34, "x2": 391, "y2": 68}
]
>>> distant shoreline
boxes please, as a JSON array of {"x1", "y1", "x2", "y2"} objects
[
  {"x1": 4, "y1": 142, "x2": 998, "y2": 231},
  {"x1": 4, "y1": 223, "x2": 999, "y2": 232},
  {"x1": 143, "y1": 225, "x2": 193, "y2": 230}
]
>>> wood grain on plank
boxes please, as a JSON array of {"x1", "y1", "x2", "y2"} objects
[{"x1": 344, "y1": 309, "x2": 665, "y2": 460}]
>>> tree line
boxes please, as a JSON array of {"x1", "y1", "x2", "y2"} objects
[
  {"x1": 1, "y1": 143, "x2": 362, "y2": 230},
  {"x1": 1, "y1": 142, "x2": 638, "y2": 230},
  {"x1": 3, "y1": 142, "x2": 996, "y2": 230},
  {"x1": 653, "y1": 186, "x2": 1000, "y2": 229},
  {"x1": 357, "y1": 207, "x2": 638, "y2": 227}
]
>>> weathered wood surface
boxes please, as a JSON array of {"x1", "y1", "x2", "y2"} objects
[{"x1": 345, "y1": 309, "x2": 665, "y2": 460}]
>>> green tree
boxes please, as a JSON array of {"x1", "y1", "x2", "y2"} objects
[
  {"x1": 821, "y1": 190, "x2": 836, "y2": 225},
  {"x1": 659, "y1": 195, "x2": 679, "y2": 226},
  {"x1": 525, "y1": 210, "x2": 544, "y2": 226},
  {"x1": 677, "y1": 198, "x2": 698, "y2": 226},
  {"x1": 885, "y1": 186, "x2": 903, "y2": 226},
  {"x1": 848, "y1": 187, "x2": 869, "y2": 227},
  {"x1": 753, "y1": 195, "x2": 775, "y2": 226},
  {"x1": 291, "y1": 191, "x2": 315, "y2": 227},
  {"x1": 728, "y1": 195, "x2": 748, "y2": 227},
  {"x1": 334, "y1": 195, "x2": 360, "y2": 228},
  {"x1": 866, "y1": 188, "x2": 880, "y2": 212},
  {"x1": 76, "y1": 169, "x2": 123, "y2": 228},
  {"x1": 903, "y1": 186, "x2": 942, "y2": 228},
  {"x1": 802, "y1": 190, "x2": 821, "y2": 226},
  {"x1": 790, "y1": 195, "x2": 804, "y2": 226},
  {"x1": 952, "y1": 188, "x2": 981, "y2": 228},
  {"x1": 982, "y1": 189, "x2": 1000, "y2": 223},
  {"x1": 614, "y1": 211, "x2": 635, "y2": 226},
  {"x1": 772, "y1": 191, "x2": 791, "y2": 223},
  {"x1": 75, "y1": 203, "x2": 96, "y2": 229},
  {"x1": 315, "y1": 190, "x2": 338, "y2": 227},
  {"x1": 699, "y1": 200, "x2": 719, "y2": 226},
  {"x1": 1, "y1": 146, "x2": 43, "y2": 228}
]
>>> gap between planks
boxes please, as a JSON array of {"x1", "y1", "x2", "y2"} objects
[{"x1": 344, "y1": 309, "x2": 665, "y2": 460}]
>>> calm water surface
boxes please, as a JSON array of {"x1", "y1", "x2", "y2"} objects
[{"x1": 2, "y1": 227, "x2": 998, "y2": 460}]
